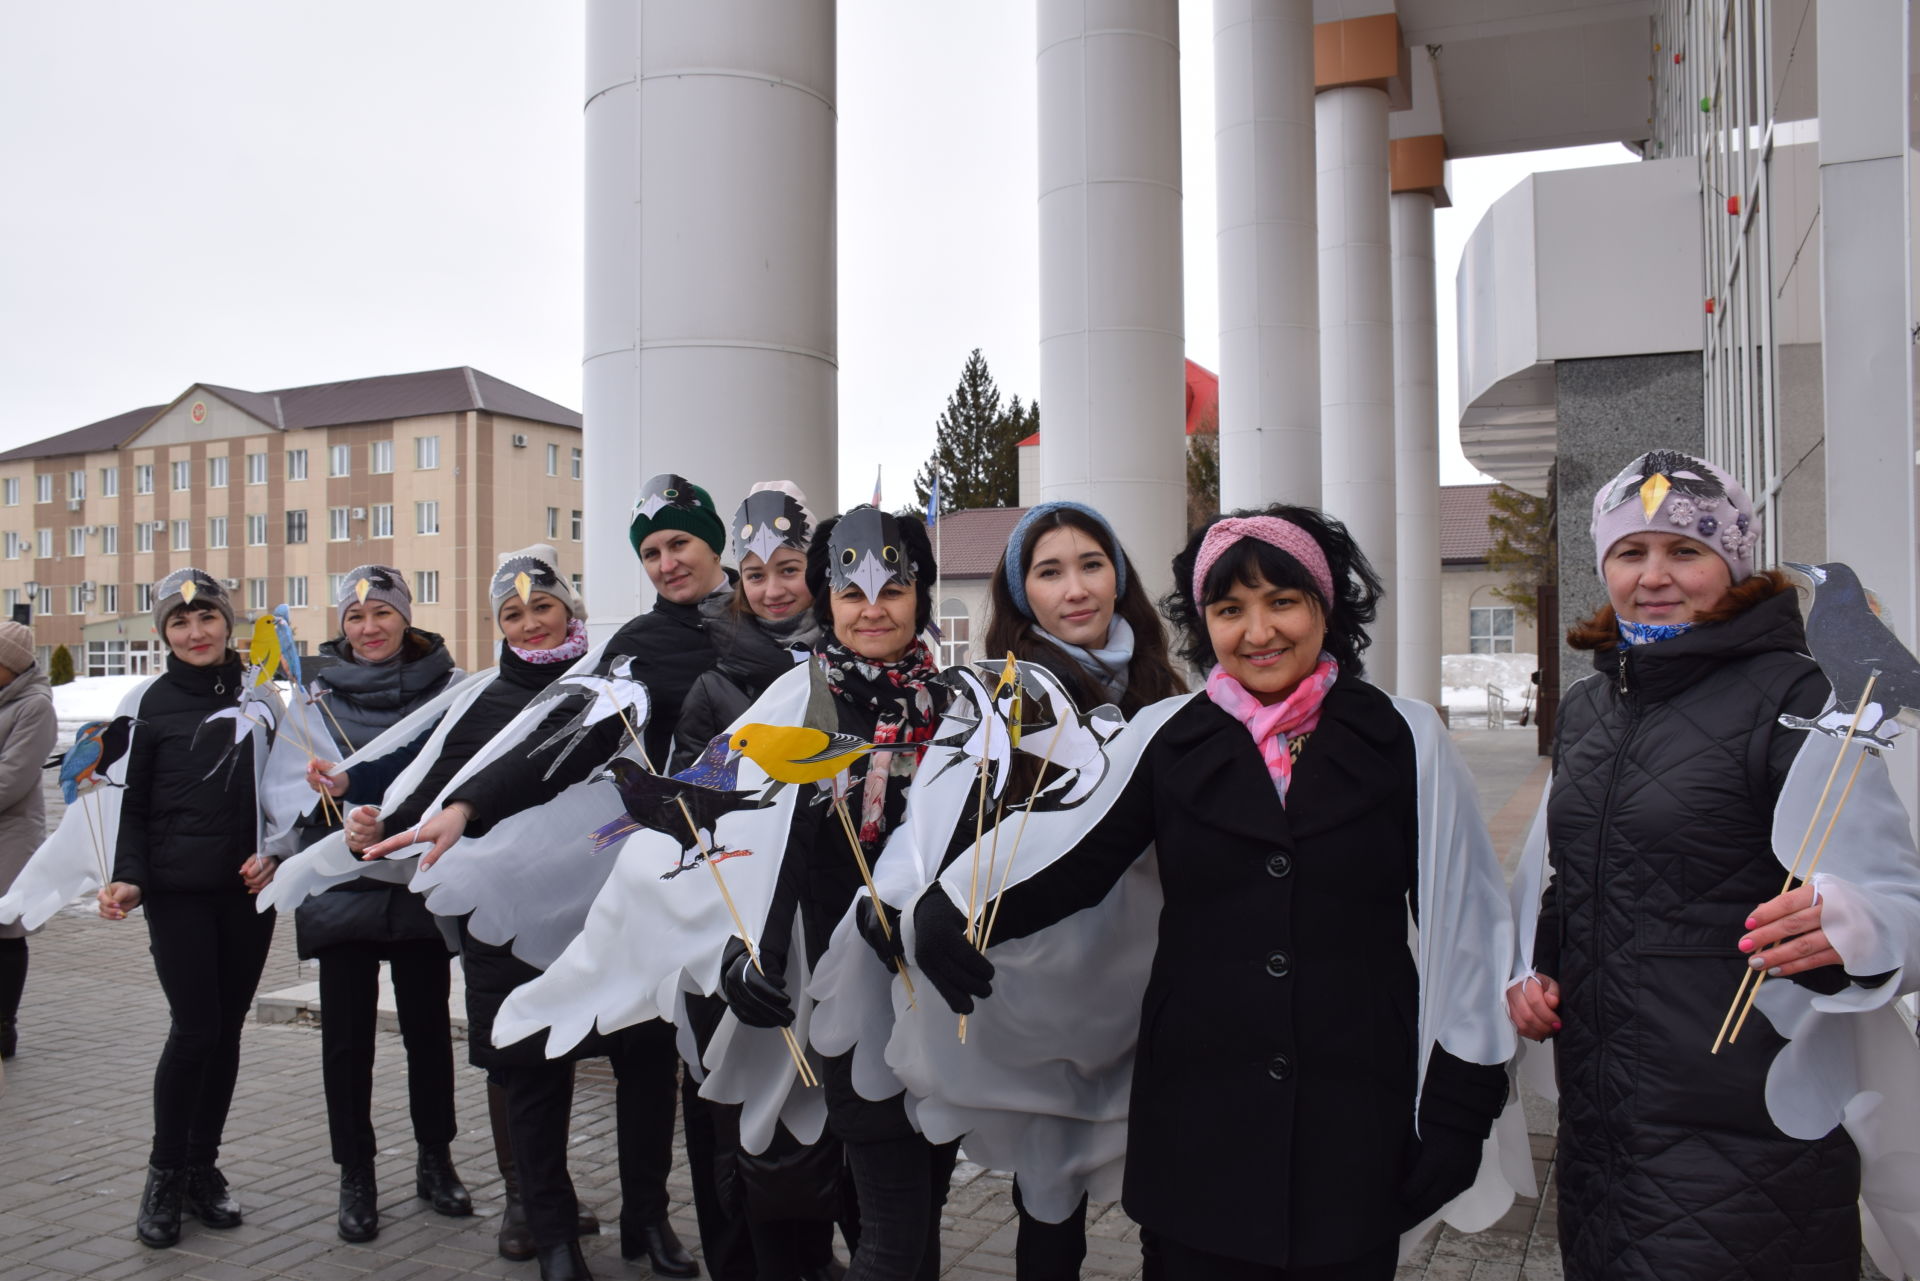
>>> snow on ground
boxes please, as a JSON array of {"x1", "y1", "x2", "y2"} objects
[
  {"x1": 1442, "y1": 652, "x2": 1539, "y2": 724},
  {"x1": 51, "y1": 675, "x2": 151, "y2": 724}
]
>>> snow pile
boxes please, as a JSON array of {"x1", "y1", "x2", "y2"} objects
[
  {"x1": 1441, "y1": 653, "x2": 1539, "y2": 723},
  {"x1": 52, "y1": 675, "x2": 151, "y2": 724}
]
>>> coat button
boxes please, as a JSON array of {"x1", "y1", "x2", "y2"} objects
[
  {"x1": 1265, "y1": 949, "x2": 1292, "y2": 978},
  {"x1": 1266, "y1": 852, "x2": 1292, "y2": 879},
  {"x1": 1267, "y1": 1053, "x2": 1293, "y2": 1082}
]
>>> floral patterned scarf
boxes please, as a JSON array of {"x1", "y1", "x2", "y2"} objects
[
  {"x1": 1205, "y1": 655, "x2": 1339, "y2": 806},
  {"x1": 819, "y1": 637, "x2": 941, "y2": 842}
]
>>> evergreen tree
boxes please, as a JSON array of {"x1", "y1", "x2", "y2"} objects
[
  {"x1": 1185, "y1": 412, "x2": 1220, "y2": 532},
  {"x1": 1485, "y1": 483, "x2": 1556, "y2": 621},
  {"x1": 913, "y1": 349, "x2": 1030, "y2": 514},
  {"x1": 47, "y1": 644, "x2": 73, "y2": 686}
]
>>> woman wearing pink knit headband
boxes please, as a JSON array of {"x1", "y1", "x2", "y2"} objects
[{"x1": 910, "y1": 504, "x2": 1519, "y2": 1280}]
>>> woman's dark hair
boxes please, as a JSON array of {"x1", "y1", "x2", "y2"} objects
[
  {"x1": 807, "y1": 512, "x2": 937, "y2": 635},
  {"x1": 981, "y1": 507, "x2": 1185, "y2": 715},
  {"x1": 1566, "y1": 568, "x2": 1790, "y2": 651},
  {"x1": 1163, "y1": 504, "x2": 1382, "y2": 677}
]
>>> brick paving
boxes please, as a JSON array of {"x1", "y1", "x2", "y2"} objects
[{"x1": 0, "y1": 728, "x2": 1883, "y2": 1280}]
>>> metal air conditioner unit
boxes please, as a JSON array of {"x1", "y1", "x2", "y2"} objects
[
  {"x1": 222, "y1": 578, "x2": 240, "y2": 590},
  {"x1": 511, "y1": 434, "x2": 529, "y2": 448},
  {"x1": 67, "y1": 500, "x2": 81, "y2": 512},
  {"x1": 81, "y1": 582, "x2": 95, "y2": 599},
  {"x1": 350, "y1": 506, "x2": 366, "y2": 520},
  {"x1": 82, "y1": 525, "x2": 96, "y2": 534}
]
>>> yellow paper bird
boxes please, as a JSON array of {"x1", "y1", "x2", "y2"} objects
[
  {"x1": 994, "y1": 652, "x2": 1022, "y2": 749},
  {"x1": 247, "y1": 616, "x2": 281, "y2": 688},
  {"x1": 729, "y1": 723, "x2": 874, "y2": 785}
]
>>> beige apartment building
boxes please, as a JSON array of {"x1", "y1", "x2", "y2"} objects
[{"x1": 0, "y1": 366, "x2": 584, "y2": 675}]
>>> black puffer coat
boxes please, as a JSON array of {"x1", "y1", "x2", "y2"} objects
[
  {"x1": 1538, "y1": 587, "x2": 1862, "y2": 1280},
  {"x1": 671, "y1": 611, "x2": 819, "y2": 769},
  {"x1": 293, "y1": 629, "x2": 460, "y2": 958},
  {"x1": 112, "y1": 653, "x2": 261, "y2": 895}
]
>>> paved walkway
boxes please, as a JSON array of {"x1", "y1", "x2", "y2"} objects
[{"x1": 0, "y1": 727, "x2": 1867, "y2": 1281}]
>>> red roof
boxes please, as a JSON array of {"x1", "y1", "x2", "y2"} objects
[
  {"x1": 1015, "y1": 359, "x2": 1216, "y2": 448},
  {"x1": 1439, "y1": 484, "x2": 1501, "y2": 564},
  {"x1": 932, "y1": 505, "x2": 1029, "y2": 580}
]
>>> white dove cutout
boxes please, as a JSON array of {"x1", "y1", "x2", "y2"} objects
[
  {"x1": 1006, "y1": 664, "x2": 1125, "y2": 809},
  {"x1": 926, "y1": 665, "x2": 1017, "y2": 801}
]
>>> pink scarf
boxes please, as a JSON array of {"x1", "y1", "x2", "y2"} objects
[
  {"x1": 510, "y1": 616, "x2": 590, "y2": 665},
  {"x1": 1205, "y1": 656, "x2": 1338, "y2": 804}
]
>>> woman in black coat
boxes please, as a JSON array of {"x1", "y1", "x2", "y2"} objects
[
  {"x1": 298, "y1": 566, "x2": 469, "y2": 1241},
  {"x1": 1507, "y1": 451, "x2": 1872, "y2": 1280},
  {"x1": 720, "y1": 507, "x2": 958, "y2": 1281},
  {"x1": 915, "y1": 507, "x2": 1509, "y2": 1280},
  {"x1": 96, "y1": 571, "x2": 284, "y2": 1250}
]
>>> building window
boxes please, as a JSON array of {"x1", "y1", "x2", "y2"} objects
[
  {"x1": 99, "y1": 467, "x2": 117, "y2": 498},
  {"x1": 328, "y1": 574, "x2": 346, "y2": 602},
  {"x1": 370, "y1": 440, "x2": 394, "y2": 474},
  {"x1": 68, "y1": 585, "x2": 85, "y2": 615},
  {"x1": 416, "y1": 501, "x2": 440, "y2": 536},
  {"x1": 67, "y1": 527, "x2": 84, "y2": 556},
  {"x1": 937, "y1": 598, "x2": 971, "y2": 666},
  {"x1": 36, "y1": 528, "x2": 52, "y2": 558},
  {"x1": 3, "y1": 478, "x2": 16, "y2": 506},
  {"x1": 285, "y1": 510, "x2": 307, "y2": 544},
  {"x1": 208, "y1": 516, "x2": 227, "y2": 549},
  {"x1": 416, "y1": 570, "x2": 440, "y2": 604},
  {"x1": 102, "y1": 525, "x2": 117, "y2": 554},
  {"x1": 545, "y1": 507, "x2": 558, "y2": 539},
  {"x1": 171, "y1": 519, "x2": 189, "y2": 550},
  {"x1": 1469, "y1": 606, "x2": 1516, "y2": 655},
  {"x1": 68, "y1": 471, "x2": 84, "y2": 501},
  {"x1": 570, "y1": 447, "x2": 582, "y2": 480},
  {"x1": 246, "y1": 452, "x2": 268, "y2": 485},
  {"x1": 246, "y1": 514, "x2": 268, "y2": 546},
  {"x1": 135, "y1": 523, "x2": 153, "y2": 553},
  {"x1": 286, "y1": 449, "x2": 308, "y2": 481},
  {"x1": 328, "y1": 507, "x2": 350, "y2": 541},
  {"x1": 415, "y1": 436, "x2": 439, "y2": 470},
  {"x1": 171, "y1": 460, "x2": 190, "y2": 491},
  {"x1": 208, "y1": 455, "x2": 229, "y2": 488},
  {"x1": 36, "y1": 587, "x2": 52, "y2": 617},
  {"x1": 3, "y1": 533, "x2": 17, "y2": 560},
  {"x1": 371, "y1": 504, "x2": 393, "y2": 538},
  {"x1": 571, "y1": 572, "x2": 584, "y2": 599},
  {"x1": 329, "y1": 444, "x2": 351, "y2": 477},
  {"x1": 134, "y1": 464, "x2": 153, "y2": 495},
  {"x1": 100, "y1": 583, "x2": 118, "y2": 614},
  {"x1": 546, "y1": 443, "x2": 559, "y2": 476},
  {"x1": 35, "y1": 474, "x2": 52, "y2": 504},
  {"x1": 136, "y1": 583, "x2": 154, "y2": 613},
  {"x1": 570, "y1": 510, "x2": 582, "y2": 541},
  {"x1": 248, "y1": 579, "x2": 268, "y2": 611},
  {"x1": 286, "y1": 576, "x2": 309, "y2": 608}
]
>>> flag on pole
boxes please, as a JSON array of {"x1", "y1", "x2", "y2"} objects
[
  {"x1": 925, "y1": 474, "x2": 940, "y2": 527},
  {"x1": 871, "y1": 466, "x2": 883, "y2": 509}
]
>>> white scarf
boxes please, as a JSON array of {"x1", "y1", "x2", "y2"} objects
[{"x1": 1034, "y1": 616, "x2": 1134, "y2": 705}]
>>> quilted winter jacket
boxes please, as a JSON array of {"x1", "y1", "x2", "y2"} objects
[{"x1": 1538, "y1": 587, "x2": 1863, "y2": 1281}]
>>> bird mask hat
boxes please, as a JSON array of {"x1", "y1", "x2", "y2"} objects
[
  {"x1": 1591, "y1": 449, "x2": 1758, "y2": 582},
  {"x1": 731, "y1": 481, "x2": 815, "y2": 567},
  {"x1": 336, "y1": 564, "x2": 413, "y2": 630},
  {"x1": 628, "y1": 473, "x2": 725, "y2": 558},
  {"x1": 491, "y1": 544, "x2": 585, "y2": 622},
  {"x1": 828, "y1": 506, "x2": 917, "y2": 603},
  {"x1": 153, "y1": 567, "x2": 235, "y2": 636}
]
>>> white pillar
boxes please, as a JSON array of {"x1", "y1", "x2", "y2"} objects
[
  {"x1": 1037, "y1": 0, "x2": 1186, "y2": 599},
  {"x1": 583, "y1": 0, "x2": 838, "y2": 632},
  {"x1": 1391, "y1": 190, "x2": 1439, "y2": 706},
  {"x1": 1215, "y1": 0, "x2": 1319, "y2": 509},
  {"x1": 1316, "y1": 85, "x2": 1396, "y2": 688}
]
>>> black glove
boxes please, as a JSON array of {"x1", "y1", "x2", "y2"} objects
[
  {"x1": 856, "y1": 895, "x2": 905, "y2": 968},
  {"x1": 719, "y1": 936, "x2": 794, "y2": 1029},
  {"x1": 912, "y1": 888, "x2": 995, "y2": 1015},
  {"x1": 1396, "y1": 1122, "x2": 1486, "y2": 1229},
  {"x1": 1396, "y1": 1046, "x2": 1505, "y2": 1229}
]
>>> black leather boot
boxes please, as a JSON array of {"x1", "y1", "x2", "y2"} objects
[
  {"x1": 536, "y1": 1238, "x2": 594, "y2": 1281},
  {"x1": 337, "y1": 1162, "x2": 379, "y2": 1243},
  {"x1": 0, "y1": 1016, "x2": 16, "y2": 1060},
  {"x1": 135, "y1": 1165, "x2": 185, "y2": 1248},
  {"x1": 489, "y1": 1078, "x2": 597, "y2": 1261},
  {"x1": 415, "y1": 1144, "x2": 472, "y2": 1217},
  {"x1": 182, "y1": 1164, "x2": 242, "y2": 1229},
  {"x1": 622, "y1": 1217, "x2": 699, "y2": 1277}
]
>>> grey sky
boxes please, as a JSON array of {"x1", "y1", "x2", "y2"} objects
[{"x1": 1, "y1": 2, "x2": 1624, "y2": 512}]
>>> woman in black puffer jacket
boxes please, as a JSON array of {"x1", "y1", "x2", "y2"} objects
[
  {"x1": 97, "y1": 571, "x2": 285, "y2": 1251},
  {"x1": 296, "y1": 566, "x2": 469, "y2": 1241},
  {"x1": 1509, "y1": 451, "x2": 1864, "y2": 1280}
]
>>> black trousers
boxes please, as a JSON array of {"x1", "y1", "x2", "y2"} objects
[
  {"x1": 1154, "y1": 1238, "x2": 1397, "y2": 1281},
  {"x1": 143, "y1": 892, "x2": 276, "y2": 1170},
  {"x1": 500, "y1": 1019, "x2": 690, "y2": 1249},
  {"x1": 315, "y1": 940, "x2": 457, "y2": 1166},
  {"x1": 0, "y1": 935, "x2": 26, "y2": 1022},
  {"x1": 843, "y1": 1134, "x2": 959, "y2": 1281},
  {"x1": 1012, "y1": 1180, "x2": 1088, "y2": 1281}
]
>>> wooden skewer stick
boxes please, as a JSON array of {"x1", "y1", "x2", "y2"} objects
[
  {"x1": 312, "y1": 689, "x2": 357, "y2": 756},
  {"x1": 79, "y1": 787, "x2": 109, "y2": 888},
  {"x1": 1727, "y1": 745, "x2": 1870, "y2": 1046},
  {"x1": 830, "y1": 795, "x2": 916, "y2": 1005},
  {"x1": 958, "y1": 700, "x2": 1000, "y2": 1045},
  {"x1": 1711, "y1": 672, "x2": 1877, "y2": 1055},
  {"x1": 980, "y1": 714, "x2": 1067, "y2": 953}
]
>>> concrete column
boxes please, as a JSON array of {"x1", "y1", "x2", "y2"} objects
[
  {"x1": 1391, "y1": 187, "x2": 1439, "y2": 706},
  {"x1": 582, "y1": 0, "x2": 838, "y2": 632},
  {"x1": 1037, "y1": 0, "x2": 1186, "y2": 599},
  {"x1": 1316, "y1": 83, "x2": 1396, "y2": 687},
  {"x1": 1215, "y1": 0, "x2": 1320, "y2": 509}
]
